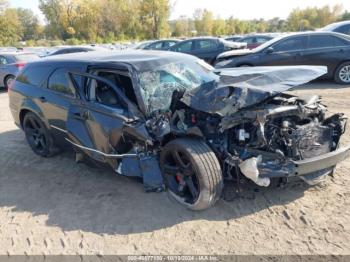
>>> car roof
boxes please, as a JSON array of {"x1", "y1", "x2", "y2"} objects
[
  {"x1": 26, "y1": 50, "x2": 197, "y2": 72},
  {"x1": 268, "y1": 31, "x2": 350, "y2": 42},
  {"x1": 183, "y1": 36, "x2": 220, "y2": 41},
  {"x1": 322, "y1": 20, "x2": 350, "y2": 29}
]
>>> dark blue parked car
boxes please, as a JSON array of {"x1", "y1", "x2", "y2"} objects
[
  {"x1": 215, "y1": 32, "x2": 350, "y2": 84},
  {"x1": 169, "y1": 37, "x2": 246, "y2": 65}
]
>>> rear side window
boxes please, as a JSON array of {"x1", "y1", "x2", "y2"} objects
[
  {"x1": 308, "y1": 35, "x2": 347, "y2": 48},
  {"x1": 173, "y1": 41, "x2": 193, "y2": 52},
  {"x1": 48, "y1": 68, "x2": 75, "y2": 96},
  {"x1": 163, "y1": 41, "x2": 177, "y2": 49},
  {"x1": 241, "y1": 37, "x2": 255, "y2": 44},
  {"x1": 148, "y1": 42, "x2": 163, "y2": 50},
  {"x1": 256, "y1": 37, "x2": 270, "y2": 43},
  {"x1": 273, "y1": 36, "x2": 306, "y2": 52},
  {"x1": 0, "y1": 56, "x2": 8, "y2": 64},
  {"x1": 16, "y1": 65, "x2": 53, "y2": 86},
  {"x1": 197, "y1": 40, "x2": 218, "y2": 50}
]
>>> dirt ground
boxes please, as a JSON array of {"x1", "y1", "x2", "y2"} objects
[{"x1": 0, "y1": 81, "x2": 349, "y2": 255}]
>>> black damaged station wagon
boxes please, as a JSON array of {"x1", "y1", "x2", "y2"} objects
[{"x1": 9, "y1": 51, "x2": 350, "y2": 210}]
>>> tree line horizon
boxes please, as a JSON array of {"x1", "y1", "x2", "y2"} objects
[{"x1": 0, "y1": 0, "x2": 349, "y2": 47}]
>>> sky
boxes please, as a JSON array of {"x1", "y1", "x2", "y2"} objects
[{"x1": 9, "y1": 0, "x2": 350, "y2": 22}]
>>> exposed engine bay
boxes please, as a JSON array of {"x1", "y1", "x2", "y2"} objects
[{"x1": 145, "y1": 89, "x2": 347, "y2": 187}]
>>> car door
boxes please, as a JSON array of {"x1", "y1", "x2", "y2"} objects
[
  {"x1": 37, "y1": 67, "x2": 82, "y2": 146},
  {"x1": 65, "y1": 72, "x2": 146, "y2": 164},
  {"x1": 192, "y1": 39, "x2": 221, "y2": 64},
  {"x1": 303, "y1": 34, "x2": 349, "y2": 78},
  {"x1": 262, "y1": 36, "x2": 307, "y2": 66}
]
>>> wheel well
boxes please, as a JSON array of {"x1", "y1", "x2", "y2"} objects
[
  {"x1": 336, "y1": 60, "x2": 350, "y2": 70},
  {"x1": 19, "y1": 109, "x2": 31, "y2": 128}
]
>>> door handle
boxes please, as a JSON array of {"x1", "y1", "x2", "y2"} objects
[{"x1": 39, "y1": 96, "x2": 46, "y2": 103}]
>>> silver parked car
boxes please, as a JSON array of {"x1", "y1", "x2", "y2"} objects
[{"x1": 0, "y1": 52, "x2": 39, "y2": 89}]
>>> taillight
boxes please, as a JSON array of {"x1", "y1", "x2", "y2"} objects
[{"x1": 15, "y1": 62, "x2": 26, "y2": 70}]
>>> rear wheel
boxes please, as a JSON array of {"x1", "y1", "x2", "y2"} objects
[
  {"x1": 23, "y1": 112, "x2": 56, "y2": 157},
  {"x1": 160, "y1": 138, "x2": 223, "y2": 210},
  {"x1": 4, "y1": 75, "x2": 14, "y2": 89},
  {"x1": 334, "y1": 62, "x2": 350, "y2": 84}
]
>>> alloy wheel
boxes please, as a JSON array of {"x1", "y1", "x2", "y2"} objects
[
  {"x1": 339, "y1": 65, "x2": 350, "y2": 83},
  {"x1": 24, "y1": 116, "x2": 47, "y2": 154},
  {"x1": 162, "y1": 148, "x2": 200, "y2": 204}
]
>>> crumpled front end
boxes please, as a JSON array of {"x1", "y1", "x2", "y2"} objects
[
  {"x1": 232, "y1": 112, "x2": 348, "y2": 186},
  {"x1": 171, "y1": 66, "x2": 350, "y2": 186}
]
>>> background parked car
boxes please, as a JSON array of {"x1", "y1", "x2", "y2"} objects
[
  {"x1": 46, "y1": 46, "x2": 99, "y2": 56},
  {"x1": 169, "y1": 37, "x2": 246, "y2": 64},
  {"x1": 215, "y1": 32, "x2": 350, "y2": 84},
  {"x1": 0, "y1": 52, "x2": 39, "y2": 89},
  {"x1": 236, "y1": 34, "x2": 274, "y2": 49},
  {"x1": 320, "y1": 20, "x2": 350, "y2": 36},
  {"x1": 139, "y1": 39, "x2": 180, "y2": 50}
]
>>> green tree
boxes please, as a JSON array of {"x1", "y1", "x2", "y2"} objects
[
  {"x1": 193, "y1": 9, "x2": 214, "y2": 36},
  {"x1": 140, "y1": 0, "x2": 170, "y2": 39},
  {"x1": 0, "y1": 8, "x2": 22, "y2": 45},
  {"x1": 16, "y1": 8, "x2": 42, "y2": 40}
]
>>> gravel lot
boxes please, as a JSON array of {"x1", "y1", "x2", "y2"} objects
[{"x1": 0, "y1": 81, "x2": 349, "y2": 255}]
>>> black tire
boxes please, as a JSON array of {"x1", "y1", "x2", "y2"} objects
[
  {"x1": 334, "y1": 62, "x2": 350, "y2": 85},
  {"x1": 4, "y1": 75, "x2": 15, "y2": 89},
  {"x1": 160, "y1": 138, "x2": 223, "y2": 210},
  {"x1": 23, "y1": 112, "x2": 57, "y2": 157}
]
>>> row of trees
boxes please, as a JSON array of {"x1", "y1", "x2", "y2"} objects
[{"x1": 0, "y1": 0, "x2": 349, "y2": 46}]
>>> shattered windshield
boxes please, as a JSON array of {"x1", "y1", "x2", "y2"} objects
[{"x1": 138, "y1": 60, "x2": 219, "y2": 114}]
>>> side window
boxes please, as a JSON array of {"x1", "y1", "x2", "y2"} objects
[
  {"x1": 162, "y1": 41, "x2": 176, "y2": 49},
  {"x1": 336, "y1": 25, "x2": 350, "y2": 35},
  {"x1": 96, "y1": 71, "x2": 138, "y2": 105},
  {"x1": 243, "y1": 37, "x2": 255, "y2": 44},
  {"x1": 174, "y1": 41, "x2": 193, "y2": 52},
  {"x1": 308, "y1": 35, "x2": 347, "y2": 49},
  {"x1": 0, "y1": 56, "x2": 8, "y2": 65},
  {"x1": 48, "y1": 68, "x2": 75, "y2": 96},
  {"x1": 273, "y1": 36, "x2": 306, "y2": 52},
  {"x1": 89, "y1": 79, "x2": 122, "y2": 108},
  {"x1": 256, "y1": 37, "x2": 269, "y2": 43},
  {"x1": 197, "y1": 40, "x2": 218, "y2": 50},
  {"x1": 17, "y1": 66, "x2": 53, "y2": 86},
  {"x1": 148, "y1": 42, "x2": 163, "y2": 50}
]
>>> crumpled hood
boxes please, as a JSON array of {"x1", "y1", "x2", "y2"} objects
[{"x1": 181, "y1": 66, "x2": 327, "y2": 117}]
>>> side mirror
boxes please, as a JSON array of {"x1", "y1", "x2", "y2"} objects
[{"x1": 266, "y1": 47, "x2": 274, "y2": 54}]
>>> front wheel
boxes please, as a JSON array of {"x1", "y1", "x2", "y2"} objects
[
  {"x1": 334, "y1": 62, "x2": 350, "y2": 84},
  {"x1": 160, "y1": 138, "x2": 223, "y2": 210}
]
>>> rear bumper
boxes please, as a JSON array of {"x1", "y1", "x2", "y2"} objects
[{"x1": 258, "y1": 145, "x2": 350, "y2": 178}]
